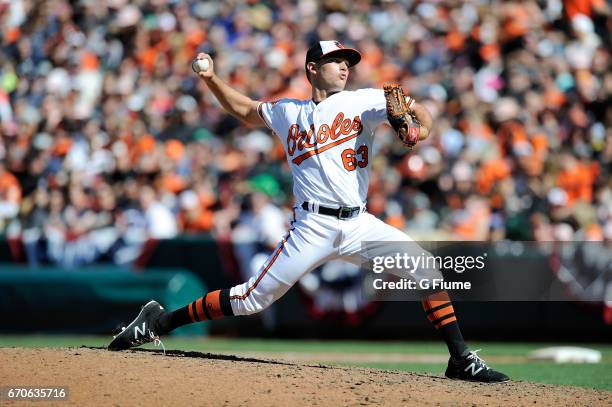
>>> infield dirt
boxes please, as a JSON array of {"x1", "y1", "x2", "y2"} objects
[{"x1": 0, "y1": 347, "x2": 609, "y2": 406}]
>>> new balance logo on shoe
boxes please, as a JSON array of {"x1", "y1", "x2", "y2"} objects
[
  {"x1": 134, "y1": 322, "x2": 146, "y2": 339},
  {"x1": 464, "y1": 362, "x2": 484, "y2": 376}
]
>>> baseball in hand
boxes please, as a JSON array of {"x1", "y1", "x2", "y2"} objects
[{"x1": 192, "y1": 58, "x2": 209, "y2": 73}]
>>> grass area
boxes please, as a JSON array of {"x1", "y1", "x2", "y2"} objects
[{"x1": 1, "y1": 336, "x2": 611, "y2": 391}]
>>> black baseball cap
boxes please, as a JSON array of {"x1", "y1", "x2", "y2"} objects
[{"x1": 305, "y1": 40, "x2": 362, "y2": 69}]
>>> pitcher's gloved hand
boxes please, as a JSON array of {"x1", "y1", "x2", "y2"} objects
[{"x1": 383, "y1": 83, "x2": 420, "y2": 149}]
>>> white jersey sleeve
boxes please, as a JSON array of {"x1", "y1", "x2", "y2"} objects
[
  {"x1": 257, "y1": 100, "x2": 290, "y2": 136},
  {"x1": 356, "y1": 88, "x2": 388, "y2": 129}
]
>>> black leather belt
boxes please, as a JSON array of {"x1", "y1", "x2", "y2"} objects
[{"x1": 301, "y1": 202, "x2": 362, "y2": 219}]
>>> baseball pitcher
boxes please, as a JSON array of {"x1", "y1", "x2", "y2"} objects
[{"x1": 109, "y1": 41, "x2": 509, "y2": 383}]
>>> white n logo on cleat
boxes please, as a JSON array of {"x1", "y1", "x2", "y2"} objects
[
  {"x1": 134, "y1": 322, "x2": 146, "y2": 339},
  {"x1": 464, "y1": 362, "x2": 483, "y2": 376}
]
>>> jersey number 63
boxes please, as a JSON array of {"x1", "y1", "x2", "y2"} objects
[{"x1": 341, "y1": 145, "x2": 368, "y2": 171}]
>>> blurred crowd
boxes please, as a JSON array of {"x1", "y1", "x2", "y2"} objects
[{"x1": 0, "y1": 0, "x2": 610, "y2": 267}]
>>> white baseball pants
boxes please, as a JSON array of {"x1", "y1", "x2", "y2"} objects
[{"x1": 228, "y1": 205, "x2": 441, "y2": 315}]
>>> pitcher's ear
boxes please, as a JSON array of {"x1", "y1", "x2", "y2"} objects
[{"x1": 306, "y1": 62, "x2": 318, "y2": 77}]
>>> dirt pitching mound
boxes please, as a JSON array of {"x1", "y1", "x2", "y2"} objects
[{"x1": 0, "y1": 347, "x2": 609, "y2": 406}]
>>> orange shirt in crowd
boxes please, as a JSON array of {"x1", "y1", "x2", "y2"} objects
[
  {"x1": 502, "y1": 3, "x2": 530, "y2": 40},
  {"x1": 178, "y1": 210, "x2": 214, "y2": 233},
  {"x1": 557, "y1": 162, "x2": 598, "y2": 204},
  {"x1": 564, "y1": 0, "x2": 606, "y2": 18},
  {"x1": 0, "y1": 170, "x2": 22, "y2": 203},
  {"x1": 132, "y1": 134, "x2": 156, "y2": 163},
  {"x1": 385, "y1": 214, "x2": 406, "y2": 231},
  {"x1": 476, "y1": 159, "x2": 511, "y2": 195},
  {"x1": 452, "y1": 205, "x2": 491, "y2": 240},
  {"x1": 159, "y1": 173, "x2": 187, "y2": 194},
  {"x1": 165, "y1": 139, "x2": 185, "y2": 161},
  {"x1": 53, "y1": 137, "x2": 73, "y2": 157}
]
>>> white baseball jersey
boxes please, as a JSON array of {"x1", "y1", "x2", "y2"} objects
[
  {"x1": 227, "y1": 88, "x2": 442, "y2": 317},
  {"x1": 257, "y1": 89, "x2": 387, "y2": 207}
]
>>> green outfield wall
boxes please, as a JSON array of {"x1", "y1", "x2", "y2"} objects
[{"x1": 0, "y1": 265, "x2": 207, "y2": 336}]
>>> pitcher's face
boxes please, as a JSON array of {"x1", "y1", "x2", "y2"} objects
[{"x1": 310, "y1": 57, "x2": 349, "y2": 92}]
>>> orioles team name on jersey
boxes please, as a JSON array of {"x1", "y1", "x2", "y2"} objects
[{"x1": 287, "y1": 112, "x2": 363, "y2": 165}]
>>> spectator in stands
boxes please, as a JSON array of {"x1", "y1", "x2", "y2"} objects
[
  {"x1": 0, "y1": 160, "x2": 20, "y2": 232},
  {"x1": 139, "y1": 185, "x2": 178, "y2": 240}
]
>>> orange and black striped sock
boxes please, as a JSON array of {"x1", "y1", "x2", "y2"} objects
[
  {"x1": 422, "y1": 290, "x2": 468, "y2": 359},
  {"x1": 157, "y1": 289, "x2": 233, "y2": 333}
]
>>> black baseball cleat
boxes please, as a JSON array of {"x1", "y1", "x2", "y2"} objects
[
  {"x1": 445, "y1": 350, "x2": 510, "y2": 383},
  {"x1": 108, "y1": 300, "x2": 166, "y2": 352}
]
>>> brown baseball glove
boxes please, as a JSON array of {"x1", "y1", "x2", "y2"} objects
[{"x1": 383, "y1": 83, "x2": 420, "y2": 148}]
